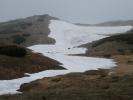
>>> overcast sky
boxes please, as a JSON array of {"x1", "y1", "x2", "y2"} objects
[{"x1": 0, "y1": 0, "x2": 133, "y2": 24}]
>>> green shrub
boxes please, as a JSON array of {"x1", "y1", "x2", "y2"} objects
[
  {"x1": 22, "y1": 34, "x2": 31, "y2": 37},
  {"x1": 103, "y1": 54, "x2": 111, "y2": 58},
  {"x1": 117, "y1": 49, "x2": 125, "y2": 55},
  {"x1": 0, "y1": 45, "x2": 27, "y2": 57},
  {"x1": 13, "y1": 35, "x2": 26, "y2": 44}
]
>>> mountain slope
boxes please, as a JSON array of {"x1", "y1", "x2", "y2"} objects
[
  {"x1": 0, "y1": 16, "x2": 132, "y2": 95},
  {"x1": 17, "y1": 70, "x2": 133, "y2": 100},
  {"x1": 0, "y1": 15, "x2": 58, "y2": 46},
  {"x1": 80, "y1": 30, "x2": 133, "y2": 76},
  {"x1": 95, "y1": 20, "x2": 133, "y2": 26},
  {"x1": 0, "y1": 43, "x2": 63, "y2": 80},
  {"x1": 81, "y1": 30, "x2": 133, "y2": 57},
  {"x1": 12, "y1": 24, "x2": 133, "y2": 100}
]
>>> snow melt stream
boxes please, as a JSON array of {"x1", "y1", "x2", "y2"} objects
[{"x1": 0, "y1": 20, "x2": 132, "y2": 95}]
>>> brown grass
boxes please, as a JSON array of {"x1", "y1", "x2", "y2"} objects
[{"x1": 0, "y1": 44, "x2": 64, "y2": 80}]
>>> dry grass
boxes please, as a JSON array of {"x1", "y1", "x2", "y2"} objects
[
  {"x1": 1, "y1": 69, "x2": 133, "y2": 100},
  {"x1": 0, "y1": 44, "x2": 63, "y2": 80}
]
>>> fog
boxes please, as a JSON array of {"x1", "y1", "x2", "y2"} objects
[{"x1": 0, "y1": 0, "x2": 133, "y2": 24}]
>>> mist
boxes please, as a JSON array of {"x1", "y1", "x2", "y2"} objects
[{"x1": 0, "y1": 0, "x2": 133, "y2": 24}]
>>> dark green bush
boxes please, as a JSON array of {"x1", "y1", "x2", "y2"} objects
[
  {"x1": 103, "y1": 54, "x2": 111, "y2": 58},
  {"x1": 13, "y1": 35, "x2": 26, "y2": 44},
  {"x1": 118, "y1": 49, "x2": 124, "y2": 53},
  {"x1": 0, "y1": 45, "x2": 27, "y2": 57},
  {"x1": 117, "y1": 49, "x2": 125, "y2": 55},
  {"x1": 22, "y1": 34, "x2": 31, "y2": 37}
]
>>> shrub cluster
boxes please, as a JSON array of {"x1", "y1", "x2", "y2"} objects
[
  {"x1": 12, "y1": 35, "x2": 26, "y2": 44},
  {"x1": 22, "y1": 33, "x2": 31, "y2": 37},
  {"x1": 92, "y1": 33, "x2": 133, "y2": 47},
  {"x1": 0, "y1": 45, "x2": 27, "y2": 57}
]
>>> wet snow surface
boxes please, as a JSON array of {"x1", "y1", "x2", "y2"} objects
[{"x1": 0, "y1": 20, "x2": 132, "y2": 95}]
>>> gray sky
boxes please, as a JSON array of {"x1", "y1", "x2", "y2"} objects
[{"x1": 0, "y1": 0, "x2": 133, "y2": 24}]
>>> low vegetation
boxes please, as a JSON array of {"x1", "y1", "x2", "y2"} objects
[
  {"x1": 0, "y1": 15, "x2": 56, "y2": 46},
  {"x1": 1, "y1": 69, "x2": 133, "y2": 100},
  {"x1": 92, "y1": 32, "x2": 133, "y2": 47},
  {"x1": 0, "y1": 20, "x2": 33, "y2": 34},
  {"x1": 0, "y1": 43, "x2": 63, "y2": 80},
  {"x1": 0, "y1": 17, "x2": 132, "y2": 100},
  {"x1": 81, "y1": 31, "x2": 133, "y2": 57},
  {"x1": 0, "y1": 45, "x2": 26, "y2": 57},
  {"x1": 12, "y1": 35, "x2": 26, "y2": 44}
]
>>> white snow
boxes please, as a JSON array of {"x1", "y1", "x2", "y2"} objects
[
  {"x1": 0, "y1": 20, "x2": 132, "y2": 95},
  {"x1": 49, "y1": 20, "x2": 132, "y2": 47}
]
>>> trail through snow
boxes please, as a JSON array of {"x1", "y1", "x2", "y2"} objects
[{"x1": 0, "y1": 20, "x2": 132, "y2": 95}]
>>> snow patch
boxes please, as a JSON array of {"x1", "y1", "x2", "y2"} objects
[{"x1": 49, "y1": 20, "x2": 132, "y2": 47}]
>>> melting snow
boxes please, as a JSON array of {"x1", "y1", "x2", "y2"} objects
[{"x1": 0, "y1": 20, "x2": 132, "y2": 95}]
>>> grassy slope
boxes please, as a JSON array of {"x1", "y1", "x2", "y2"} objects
[
  {"x1": 0, "y1": 15, "x2": 63, "y2": 80},
  {"x1": 1, "y1": 30, "x2": 132, "y2": 100},
  {"x1": 94, "y1": 20, "x2": 133, "y2": 26},
  {"x1": 1, "y1": 69, "x2": 133, "y2": 100},
  {"x1": 0, "y1": 18, "x2": 133, "y2": 100},
  {"x1": 81, "y1": 30, "x2": 133, "y2": 58},
  {"x1": 0, "y1": 15, "x2": 58, "y2": 46},
  {"x1": 0, "y1": 43, "x2": 63, "y2": 80}
]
